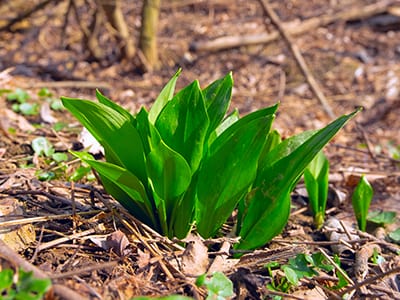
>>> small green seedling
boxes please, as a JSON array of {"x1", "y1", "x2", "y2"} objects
[
  {"x1": 0, "y1": 268, "x2": 51, "y2": 300},
  {"x1": 266, "y1": 252, "x2": 348, "y2": 296},
  {"x1": 6, "y1": 88, "x2": 39, "y2": 116},
  {"x1": 196, "y1": 272, "x2": 234, "y2": 300},
  {"x1": 304, "y1": 150, "x2": 329, "y2": 229},
  {"x1": 351, "y1": 175, "x2": 373, "y2": 231},
  {"x1": 367, "y1": 210, "x2": 396, "y2": 226}
]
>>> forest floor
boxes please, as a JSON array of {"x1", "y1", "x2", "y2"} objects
[{"x1": 0, "y1": 0, "x2": 400, "y2": 299}]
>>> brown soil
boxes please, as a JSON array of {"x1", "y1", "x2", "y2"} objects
[{"x1": 0, "y1": 0, "x2": 399, "y2": 299}]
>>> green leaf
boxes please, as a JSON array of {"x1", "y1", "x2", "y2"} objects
[
  {"x1": 352, "y1": 175, "x2": 373, "y2": 231},
  {"x1": 19, "y1": 103, "x2": 39, "y2": 115},
  {"x1": 388, "y1": 228, "x2": 400, "y2": 244},
  {"x1": 203, "y1": 272, "x2": 234, "y2": 300},
  {"x1": 148, "y1": 69, "x2": 181, "y2": 124},
  {"x1": 72, "y1": 151, "x2": 157, "y2": 228},
  {"x1": 51, "y1": 152, "x2": 68, "y2": 162},
  {"x1": 17, "y1": 269, "x2": 51, "y2": 300},
  {"x1": 367, "y1": 210, "x2": 397, "y2": 225},
  {"x1": 304, "y1": 151, "x2": 329, "y2": 229},
  {"x1": 7, "y1": 88, "x2": 29, "y2": 103},
  {"x1": 95, "y1": 89, "x2": 135, "y2": 123},
  {"x1": 237, "y1": 110, "x2": 359, "y2": 250},
  {"x1": 31, "y1": 137, "x2": 54, "y2": 157},
  {"x1": 282, "y1": 265, "x2": 299, "y2": 285},
  {"x1": 0, "y1": 269, "x2": 13, "y2": 290},
  {"x1": 202, "y1": 73, "x2": 233, "y2": 137},
  {"x1": 155, "y1": 80, "x2": 209, "y2": 172},
  {"x1": 146, "y1": 136, "x2": 192, "y2": 220},
  {"x1": 61, "y1": 97, "x2": 147, "y2": 184},
  {"x1": 196, "y1": 115, "x2": 274, "y2": 238}
]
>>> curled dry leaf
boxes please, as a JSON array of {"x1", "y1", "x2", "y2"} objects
[
  {"x1": 0, "y1": 198, "x2": 36, "y2": 251},
  {"x1": 325, "y1": 217, "x2": 359, "y2": 255},
  {"x1": 40, "y1": 101, "x2": 57, "y2": 124},
  {"x1": 89, "y1": 230, "x2": 130, "y2": 257},
  {"x1": 0, "y1": 108, "x2": 35, "y2": 135},
  {"x1": 181, "y1": 234, "x2": 209, "y2": 276}
]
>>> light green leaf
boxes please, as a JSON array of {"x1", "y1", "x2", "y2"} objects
[
  {"x1": 31, "y1": 137, "x2": 54, "y2": 157},
  {"x1": 61, "y1": 98, "x2": 147, "y2": 184},
  {"x1": 352, "y1": 175, "x2": 373, "y2": 231},
  {"x1": 367, "y1": 210, "x2": 396, "y2": 225},
  {"x1": 149, "y1": 69, "x2": 181, "y2": 124}
]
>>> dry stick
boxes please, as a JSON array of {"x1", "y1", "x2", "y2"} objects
[
  {"x1": 0, "y1": 240, "x2": 84, "y2": 300},
  {"x1": 338, "y1": 266, "x2": 400, "y2": 297},
  {"x1": 258, "y1": 0, "x2": 335, "y2": 119},
  {"x1": 191, "y1": 0, "x2": 394, "y2": 52},
  {"x1": 0, "y1": 0, "x2": 57, "y2": 32},
  {"x1": 50, "y1": 260, "x2": 118, "y2": 280}
]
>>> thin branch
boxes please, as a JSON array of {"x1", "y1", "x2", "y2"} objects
[{"x1": 258, "y1": 0, "x2": 335, "y2": 118}]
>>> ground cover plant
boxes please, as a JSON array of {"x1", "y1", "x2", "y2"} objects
[{"x1": 61, "y1": 70, "x2": 358, "y2": 251}]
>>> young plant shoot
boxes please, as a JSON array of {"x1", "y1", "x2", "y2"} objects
[
  {"x1": 352, "y1": 175, "x2": 374, "y2": 231},
  {"x1": 304, "y1": 150, "x2": 329, "y2": 229},
  {"x1": 62, "y1": 70, "x2": 358, "y2": 250}
]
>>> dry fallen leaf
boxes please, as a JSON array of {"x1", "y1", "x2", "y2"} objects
[{"x1": 181, "y1": 234, "x2": 209, "y2": 276}]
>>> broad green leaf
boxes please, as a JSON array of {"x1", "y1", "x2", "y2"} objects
[
  {"x1": 170, "y1": 172, "x2": 198, "y2": 239},
  {"x1": 146, "y1": 137, "x2": 192, "y2": 218},
  {"x1": 72, "y1": 151, "x2": 157, "y2": 228},
  {"x1": 155, "y1": 80, "x2": 209, "y2": 172},
  {"x1": 237, "y1": 110, "x2": 359, "y2": 250},
  {"x1": 367, "y1": 210, "x2": 396, "y2": 225},
  {"x1": 352, "y1": 175, "x2": 373, "y2": 231},
  {"x1": 196, "y1": 115, "x2": 274, "y2": 237},
  {"x1": 0, "y1": 269, "x2": 13, "y2": 290},
  {"x1": 208, "y1": 104, "x2": 278, "y2": 158},
  {"x1": 203, "y1": 272, "x2": 234, "y2": 300},
  {"x1": 202, "y1": 73, "x2": 233, "y2": 137},
  {"x1": 95, "y1": 89, "x2": 135, "y2": 123},
  {"x1": 148, "y1": 69, "x2": 181, "y2": 124},
  {"x1": 208, "y1": 108, "x2": 239, "y2": 146},
  {"x1": 61, "y1": 98, "x2": 147, "y2": 184}
]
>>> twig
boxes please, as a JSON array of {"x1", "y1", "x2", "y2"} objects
[
  {"x1": 338, "y1": 266, "x2": 400, "y2": 297},
  {"x1": 0, "y1": 240, "x2": 84, "y2": 299},
  {"x1": 50, "y1": 260, "x2": 118, "y2": 279},
  {"x1": 22, "y1": 80, "x2": 112, "y2": 90},
  {"x1": 0, "y1": 0, "x2": 57, "y2": 32},
  {"x1": 317, "y1": 247, "x2": 354, "y2": 285},
  {"x1": 36, "y1": 226, "x2": 99, "y2": 252},
  {"x1": 258, "y1": 0, "x2": 335, "y2": 118},
  {"x1": 190, "y1": 1, "x2": 394, "y2": 52}
]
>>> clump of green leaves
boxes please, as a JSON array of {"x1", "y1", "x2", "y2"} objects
[
  {"x1": 62, "y1": 70, "x2": 358, "y2": 250},
  {"x1": 304, "y1": 151, "x2": 329, "y2": 229},
  {"x1": 0, "y1": 268, "x2": 51, "y2": 300},
  {"x1": 351, "y1": 175, "x2": 373, "y2": 231},
  {"x1": 7, "y1": 88, "x2": 39, "y2": 116}
]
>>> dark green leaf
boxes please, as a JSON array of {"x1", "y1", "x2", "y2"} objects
[
  {"x1": 155, "y1": 80, "x2": 209, "y2": 172},
  {"x1": 202, "y1": 73, "x2": 233, "y2": 137},
  {"x1": 196, "y1": 115, "x2": 274, "y2": 237},
  {"x1": 237, "y1": 110, "x2": 359, "y2": 250}
]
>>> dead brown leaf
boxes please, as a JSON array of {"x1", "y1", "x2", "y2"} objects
[{"x1": 181, "y1": 234, "x2": 209, "y2": 276}]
